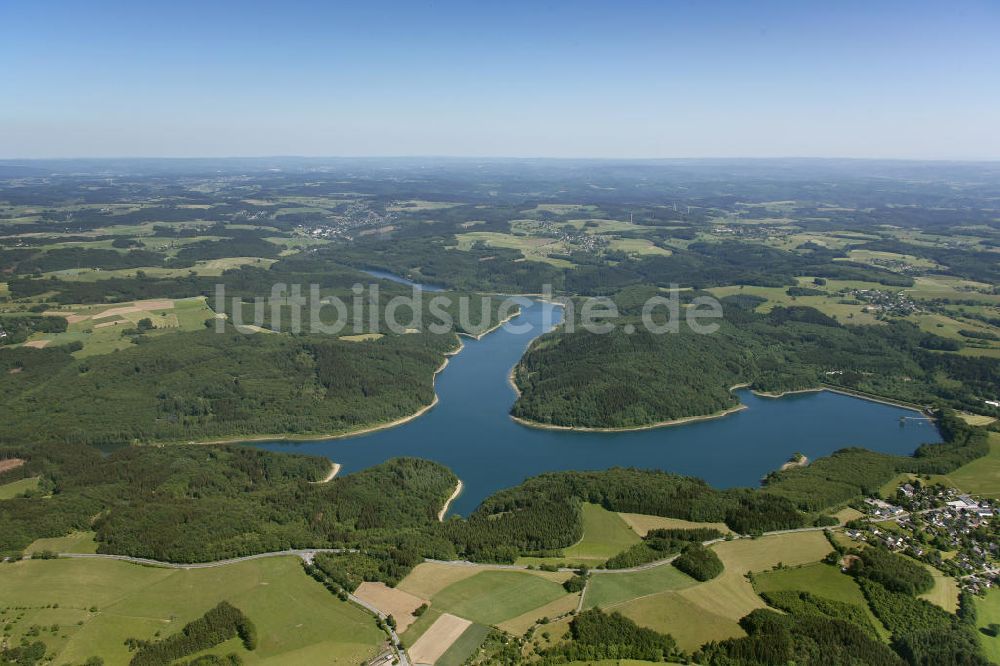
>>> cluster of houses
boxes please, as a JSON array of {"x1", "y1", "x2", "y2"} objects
[
  {"x1": 847, "y1": 288, "x2": 921, "y2": 316},
  {"x1": 846, "y1": 483, "x2": 998, "y2": 594},
  {"x1": 298, "y1": 201, "x2": 395, "y2": 241}
]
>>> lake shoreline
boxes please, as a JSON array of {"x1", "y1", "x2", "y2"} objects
[
  {"x1": 187, "y1": 338, "x2": 465, "y2": 447},
  {"x1": 754, "y1": 385, "x2": 932, "y2": 416},
  {"x1": 508, "y1": 381, "x2": 935, "y2": 433},
  {"x1": 439, "y1": 479, "x2": 463, "y2": 521},
  {"x1": 459, "y1": 307, "x2": 521, "y2": 341},
  {"x1": 509, "y1": 403, "x2": 750, "y2": 433}
]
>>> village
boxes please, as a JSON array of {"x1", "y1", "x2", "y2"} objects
[
  {"x1": 845, "y1": 287, "x2": 922, "y2": 316},
  {"x1": 299, "y1": 201, "x2": 396, "y2": 241},
  {"x1": 846, "y1": 481, "x2": 998, "y2": 595}
]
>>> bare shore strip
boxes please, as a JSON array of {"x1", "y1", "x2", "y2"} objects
[
  {"x1": 310, "y1": 461, "x2": 341, "y2": 484},
  {"x1": 438, "y1": 479, "x2": 463, "y2": 521},
  {"x1": 509, "y1": 403, "x2": 749, "y2": 433},
  {"x1": 459, "y1": 306, "x2": 520, "y2": 341},
  {"x1": 508, "y1": 381, "x2": 933, "y2": 434},
  {"x1": 752, "y1": 384, "x2": 932, "y2": 415}
]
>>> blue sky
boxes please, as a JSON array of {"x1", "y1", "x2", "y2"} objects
[{"x1": 2, "y1": 0, "x2": 998, "y2": 159}]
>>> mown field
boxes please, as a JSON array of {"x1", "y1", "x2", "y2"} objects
[
  {"x1": 753, "y1": 562, "x2": 890, "y2": 640},
  {"x1": 26, "y1": 531, "x2": 99, "y2": 555},
  {"x1": 918, "y1": 563, "x2": 960, "y2": 612},
  {"x1": 427, "y1": 570, "x2": 571, "y2": 626},
  {"x1": 928, "y1": 432, "x2": 1000, "y2": 498},
  {"x1": 518, "y1": 504, "x2": 641, "y2": 568},
  {"x1": 398, "y1": 564, "x2": 576, "y2": 663},
  {"x1": 975, "y1": 588, "x2": 1000, "y2": 664},
  {"x1": 617, "y1": 512, "x2": 732, "y2": 537},
  {"x1": 591, "y1": 531, "x2": 835, "y2": 651},
  {"x1": 585, "y1": 562, "x2": 695, "y2": 610},
  {"x1": 0, "y1": 556, "x2": 385, "y2": 665},
  {"x1": 0, "y1": 476, "x2": 40, "y2": 499}
]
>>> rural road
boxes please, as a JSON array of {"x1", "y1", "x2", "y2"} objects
[
  {"x1": 51, "y1": 523, "x2": 840, "y2": 574},
  {"x1": 48, "y1": 522, "x2": 849, "y2": 666},
  {"x1": 54, "y1": 548, "x2": 355, "y2": 569}
]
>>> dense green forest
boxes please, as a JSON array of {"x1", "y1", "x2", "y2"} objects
[
  {"x1": 672, "y1": 542, "x2": 724, "y2": 581},
  {"x1": 513, "y1": 298, "x2": 1000, "y2": 428},
  {"x1": 858, "y1": 578, "x2": 989, "y2": 665},
  {"x1": 847, "y1": 546, "x2": 935, "y2": 596},
  {"x1": 0, "y1": 446, "x2": 458, "y2": 563},
  {"x1": 695, "y1": 606, "x2": 906, "y2": 666},
  {"x1": 539, "y1": 609, "x2": 679, "y2": 663},
  {"x1": 0, "y1": 326, "x2": 460, "y2": 447}
]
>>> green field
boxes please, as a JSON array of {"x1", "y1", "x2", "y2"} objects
[
  {"x1": 0, "y1": 476, "x2": 40, "y2": 499},
  {"x1": 400, "y1": 606, "x2": 443, "y2": 644},
  {"x1": 585, "y1": 563, "x2": 696, "y2": 610},
  {"x1": 918, "y1": 565, "x2": 960, "y2": 612},
  {"x1": 753, "y1": 562, "x2": 890, "y2": 640},
  {"x1": 429, "y1": 570, "x2": 571, "y2": 626},
  {"x1": 754, "y1": 562, "x2": 866, "y2": 605},
  {"x1": 617, "y1": 590, "x2": 745, "y2": 652},
  {"x1": 436, "y1": 622, "x2": 492, "y2": 666},
  {"x1": 454, "y1": 230, "x2": 572, "y2": 267},
  {"x1": 26, "y1": 531, "x2": 99, "y2": 555},
  {"x1": 20, "y1": 296, "x2": 219, "y2": 358},
  {"x1": 517, "y1": 504, "x2": 641, "y2": 568},
  {"x1": 974, "y1": 588, "x2": 1000, "y2": 664},
  {"x1": 929, "y1": 432, "x2": 1000, "y2": 498},
  {"x1": 0, "y1": 556, "x2": 384, "y2": 665},
  {"x1": 707, "y1": 282, "x2": 883, "y2": 326},
  {"x1": 565, "y1": 504, "x2": 641, "y2": 560}
]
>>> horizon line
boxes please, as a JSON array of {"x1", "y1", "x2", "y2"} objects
[{"x1": 2, "y1": 155, "x2": 1000, "y2": 164}]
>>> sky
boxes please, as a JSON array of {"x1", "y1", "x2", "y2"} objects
[{"x1": 2, "y1": 0, "x2": 999, "y2": 160}]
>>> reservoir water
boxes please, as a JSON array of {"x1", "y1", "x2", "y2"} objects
[{"x1": 256, "y1": 297, "x2": 938, "y2": 517}]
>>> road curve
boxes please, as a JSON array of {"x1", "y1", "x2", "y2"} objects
[{"x1": 54, "y1": 548, "x2": 354, "y2": 569}]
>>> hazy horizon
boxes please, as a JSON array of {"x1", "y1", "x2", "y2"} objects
[{"x1": 3, "y1": 0, "x2": 998, "y2": 160}]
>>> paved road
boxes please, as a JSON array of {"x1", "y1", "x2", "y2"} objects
[
  {"x1": 50, "y1": 522, "x2": 844, "y2": 665},
  {"x1": 349, "y1": 593, "x2": 409, "y2": 666},
  {"x1": 55, "y1": 548, "x2": 355, "y2": 569}
]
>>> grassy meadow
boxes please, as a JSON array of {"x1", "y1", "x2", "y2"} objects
[
  {"x1": 0, "y1": 556, "x2": 385, "y2": 665},
  {"x1": 975, "y1": 588, "x2": 1000, "y2": 664},
  {"x1": 928, "y1": 432, "x2": 1000, "y2": 498},
  {"x1": 517, "y1": 503, "x2": 641, "y2": 568},
  {"x1": 0, "y1": 476, "x2": 40, "y2": 500},
  {"x1": 427, "y1": 570, "x2": 571, "y2": 626},
  {"x1": 753, "y1": 562, "x2": 890, "y2": 640}
]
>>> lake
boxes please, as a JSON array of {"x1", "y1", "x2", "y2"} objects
[{"x1": 256, "y1": 297, "x2": 939, "y2": 517}]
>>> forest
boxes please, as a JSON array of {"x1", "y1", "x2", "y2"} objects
[
  {"x1": 538, "y1": 609, "x2": 678, "y2": 663},
  {"x1": 513, "y1": 297, "x2": 1000, "y2": 429},
  {"x1": 0, "y1": 323, "x2": 462, "y2": 448}
]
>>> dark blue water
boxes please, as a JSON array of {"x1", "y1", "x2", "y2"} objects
[
  {"x1": 362, "y1": 269, "x2": 446, "y2": 292},
  {"x1": 256, "y1": 298, "x2": 938, "y2": 517}
]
